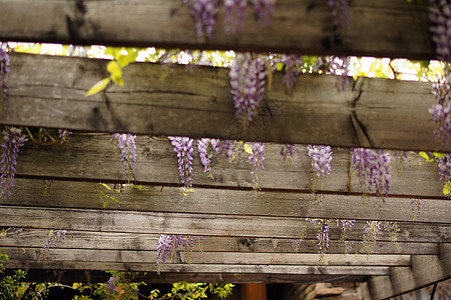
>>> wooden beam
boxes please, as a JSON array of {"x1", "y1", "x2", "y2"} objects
[
  {"x1": 0, "y1": 0, "x2": 433, "y2": 59},
  {"x1": 13, "y1": 270, "x2": 369, "y2": 284},
  {"x1": 367, "y1": 243, "x2": 451, "y2": 299},
  {"x1": 1, "y1": 53, "x2": 448, "y2": 152},
  {"x1": 12, "y1": 133, "x2": 448, "y2": 198},
  {"x1": 5, "y1": 179, "x2": 450, "y2": 224},
  {"x1": 0, "y1": 229, "x2": 437, "y2": 255},
  {"x1": 1, "y1": 247, "x2": 412, "y2": 267},
  {"x1": 3, "y1": 260, "x2": 391, "y2": 276},
  {"x1": 0, "y1": 206, "x2": 449, "y2": 242}
]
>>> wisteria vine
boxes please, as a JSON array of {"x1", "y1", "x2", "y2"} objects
[
  {"x1": 307, "y1": 145, "x2": 333, "y2": 203},
  {"x1": 156, "y1": 234, "x2": 203, "y2": 273},
  {"x1": 169, "y1": 136, "x2": 194, "y2": 190},
  {"x1": 38, "y1": 229, "x2": 67, "y2": 262},
  {"x1": 111, "y1": 133, "x2": 137, "y2": 183}
]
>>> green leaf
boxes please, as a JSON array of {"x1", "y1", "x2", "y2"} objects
[
  {"x1": 244, "y1": 143, "x2": 253, "y2": 154},
  {"x1": 85, "y1": 78, "x2": 110, "y2": 97},
  {"x1": 433, "y1": 152, "x2": 445, "y2": 159},
  {"x1": 444, "y1": 181, "x2": 451, "y2": 195},
  {"x1": 419, "y1": 151, "x2": 433, "y2": 162},
  {"x1": 133, "y1": 185, "x2": 143, "y2": 190},
  {"x1": 107, "y1": 61, "x2": 124, "y2": 86}
]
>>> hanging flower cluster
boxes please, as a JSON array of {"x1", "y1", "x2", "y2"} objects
[
  {"x1": 58, "y1": 129, "x2": 72, "y2": 144},
  {"x1": 339, "y1": 219, "x2": 356, "y2": 241},
  {"x1": 327, "y1": 0, "x2": 350, "y2": 44},
  {"x1": 410, "y1": 198, "x2": 422, "y2": 220},
  {"x1": 0, "y1": 46, "x2": 10, "y2": 105},
  {"x1": 38, "y1": 229, "x2": 67, "y2": 262},
  {"x1": 105, "y1": 275, "x2": 118, "y2": 296},
  {"x1": 307, "y1": 145, "x2": 333, "y2": 202},
  {"x1": 1, "y1": 127, "x2": 28, "y2": 199},
  {"x1": 249, "y1": 142, "x2": 265, "y2": 191},
  {"x1": 169, "y1": 136, "x2": 194, "y2": 190},
  {"x1": 277, "y1": 54, "x2": 304, "y2": 88},
  {"x1": 359, "y1": 221, "x2": 381, "y2": 255},
  {"x1": 224, "y1": 0, "x2": 247, "y2": 34},
  {"x1": 280, "y1": 144, "x2": 296, "y2": 165},
  {"x1": 156, "y1": 234, "x2": 203, "y2": 273},
  {"x1": 230, "y1": 53, "x2": 267, "y2": 128},
  {"x1": 351, "y1": 148, "x2": 391, "y2": 203},
  {"x1": 111, "y1": 133, "x2": 137, "y2": 183},
  {"x1": 183, "y1": 0, "x2": 219, "y2": 42},
  {"x1": 211, "y1": 139, "x2": 236, "y2": 161},
  {"x1": 197, "y1": 138, "x2": 214, "y2": 177},
  {"x1": 429, "y1": 1, "x2": 451, "y2": 145},
  {"x1": 307, "y1": 218, "x2": 331, "y2": 263}
]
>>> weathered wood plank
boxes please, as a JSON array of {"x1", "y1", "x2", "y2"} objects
[
  {"x1": 0, "y1": 229, "x2": 437, "y2": 255},
  {"x1": 0, "y1": 206, "x2": 449, "y2": 242},
  {"x1": 13, "y1": 133, "x2": 447, "y2": 198},
  {"x1": 367, "y1": 244, "x2": 451, "y2": 299},
  {"x1": 1, "y1": 53, "x2": 448, "y2": 152},
  {"x1": 15, "y1": 270, "x2": 369, "y2": 284},
  {"x1": 3, "y1": 260, "x2": 391, "y2": 275},
  {"x1": 0, "y1": 0, "x2": 433, "y2": 59},
  {"x1": 4, "y1": 179, "x2": 450, "y2": 223},
  {"x1": 2, "y1": 247, "x2": 411, "y2": 266}
]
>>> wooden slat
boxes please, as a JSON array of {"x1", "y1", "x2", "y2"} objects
[
  {"x1": 1, "y1": 53, "x2": 448, "y2": 152},
  {"x1": 367, "y1": 243, "x2": 451, "y2": 299},
  {"x1": 0, "y1": 229, "x2": 437, "y2": 255},
  {"x1": 13, "y1": 134, "x2": 447, "y2": 198},
  {"x1": 14, "y1": 270, "x2": 369, "y2": 284},
  {"x1": 0, "y1": 0, "x2": 433, "y2": 59},
  {"x1": 4, "y1": 179, "x2": 450, "y2": 224},
  {"x1": 1, "y1": 247, "x2": 411, "y2": 266},
  {"x1": 3, "y1": 260, "x2": 391, "y2": 276},
  {"x1": 0, "y1": 206, "x2": 449, "y2": 242}
]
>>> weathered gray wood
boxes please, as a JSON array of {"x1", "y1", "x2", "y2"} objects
[
  {"x1": 3, "y1": 260, "x2": 390, "y2": 275},
  {"x1": 0, "y1": 206, "x2": 449, "y2": 242},
  {"x1": 13, "y1": 133, "x2": 448, "y2": 198},
  {"x1": 0, "y1": 229, "x2": 437, "y2": 255},
  {"x1": 0, "y1": 0, "x2": 433, "y2": 59},
  {"x1": 5, "y1": 179, "x2": 450, "y2": 223},
  {"x1": 17, "y1": 269, "x2": 369, "y2": 284},
  {"x1": 1, "y1": 247, "x2": 411, "y2": 266},
  {"x1": 367, "y1": 243, "x2": 451, "y2": 299},
  {"x1": 1, "y1": 53, "x2": 448, "y2": 152}
]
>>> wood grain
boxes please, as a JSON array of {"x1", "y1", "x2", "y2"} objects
[{"x1": 1, "y1": 53, "x2": 448, "y2": 151}]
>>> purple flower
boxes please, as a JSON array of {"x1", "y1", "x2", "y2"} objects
[
  {"x1": 184, "y1": 0, "x2": 219, "y2": 42},
  {"x1": 39, "y1": 229, "x2": 67, "y2": 262},
  {"x1": 1, "y1": 127, "x2": 28, "y2": 199},
  {"x1": 340, "y1": 219, "x2": 356, "y2": 241},
  {"x1": 327, "y1": 0, "x2": 350, "y2": 44},
  {"x1": 111, "y1": 133, "x2": 137, "y2": 182},
  {"x1": 429, "y1": 102, "x2": 451, "y2": 145},
  {"x1": 280, "y1": 144, "x2": 296, "y2": 161},
  {"x1": 169, "y1": 136, "x2": 194, "y2": 190},
  {"x1": 105, "y1": 275, "x2": 118, "y2": 296},
  {"x1": 197, "y1": 138, "x2": 213, "y2": 177},
  {"x1": 291, "y1": 238, "x2": 302, "y2": 252},
  {"x1": 252, "y1": 0, "x2": 277, "y2": 27},
  {"x1": 410, "y1": 198, "x2": 421, "y2": 220},
  {"x1": 306, "y1": 218, "x2": 330, "y2": 263},
  {"x1": 156, "y1": 234, "x2": 203, "y2": 272},
  {"x1": 436, "y1": 153, "x2": 451, "y2": 183},
  {"x1": 249, "y1": 142, "x2": 265, "y2": 191},
  {"x1": 429, "y1": 1, "x2": 451, "y2": 62},
  {"x1": 0, "y1": 45, "x2": 10, "y2": 105},
  {"x1": 230, "y1": 53, "x2": 267, "y2": 128},
  {"x1": 58, "y1": 129, "x2": 72, "y2": 144},
  {"x1": 225, "y1": 0, "x2": 247, "y2": 35},
  {"x1": 307, "y1": 145, "x2": 332, "y2": 202},
  {"x1": 156, "y1": 234, "x2": 173, "y2": 272},
  {"x1": 279, "y1": 55, "x2": 304, "y2": 88},
  {"x1": 211, "y1": 139, "x2": 235, "y2": 160},
  {"x1": 351, "y1": 148, "x2": 391, "y2": 203},
  {"x1": 360, "y1": 221, "x2": 381, "y2": 255}
]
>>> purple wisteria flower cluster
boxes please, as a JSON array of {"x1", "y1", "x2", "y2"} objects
[
  {"x1": 307, "y1": 218, "x2": 331, "y2": 263},
  {"x1": 392, "y1": 150, "x2": 408, "y2": 176},
  {"x1": 211, "y1": 139, "x2": 236, "y2": 161},
  {"x1": 280, "y1": 144, "x2": 296, "y2": 164},
  {"x1": 410, "y1": 198, "x2": 422, "y2": 220},
  {"x1": 307, "y1": 145, "x2": 333, "y2": 202},
  {"x1": 351, "y1": 148, "x2": 391, "y2": 203},
  {"x1": 429, "y1": 1, "x2": 451, "y2": 144},
  {"x1": 183, "y1": 0, "x2": 219, "y2": 42},
  {"x1": 111, "y1": 133, "x2": 137, "y2": 183},
  {"x1": 359, "y1": 221, "x2": 381, "y2": 255},
  {"x1": 197, "y1": 138, "x2": 214, "y2": 178},
  {"x1": 383, "y1": 221, "x2": 399, "y2": 248},
  {"x1": 230, "y1": 53, "x2": 267, "y2": 128},
  {"x1": 169, "y1": 136, "x2": 194, "y2": 190},
  {"x1": 249, "y1": 142, "x2": 265, "y2": 191},
  {"x1": 327, "y1": 0, "x2": 350, "y2": 44},
  {"x1": 224, "y1": 0, "x2": 247, "y2": 34},
  {"x1": 105, "y1": 275, "x2": 118, "y2": 296},
  {"x1": 277, "y1": 55, "x2": 304, "y2": 88},
  {"x1": 58, "y1": 129, "x2": 72, "y2": 144},
  {"x1": 0, "y1": 45, "x2": 10, "y2": 104},
  {"x1": 339, "y1": 219, "x2": 356, "y2": 242},
  {"x1": 38, "y1": 229, "x2": 67, "y2": 262},
  {"x1": 156, "y1": 234, "x2": 203, "y2": 273},
  {"x1": 1, "y1": 127, "x2": 28, "y2": 199}
]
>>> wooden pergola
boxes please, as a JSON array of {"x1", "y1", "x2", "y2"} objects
[{"x1": 0, "y1": 1, "x2": 450, "y2": 299}]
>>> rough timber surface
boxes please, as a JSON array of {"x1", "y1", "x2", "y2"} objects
[
  {"x1": 13, "y1": 133, "x2": 448, "y2": 198},
  {"x1": 0, "y1": 229, "x2": 437, "y2": 255},
  {"x1": 1, "y1": 53, "x2": 448, "y2": 152},
  {"x1": 0, "y1": 206, "x2": 449, "y2": 243},
  {"x1": 4, "y1": 179, "x2": 451, "y2": 224},
  {"x1": 0, "y1": 0, "x2": 433, "y2": 59}
]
